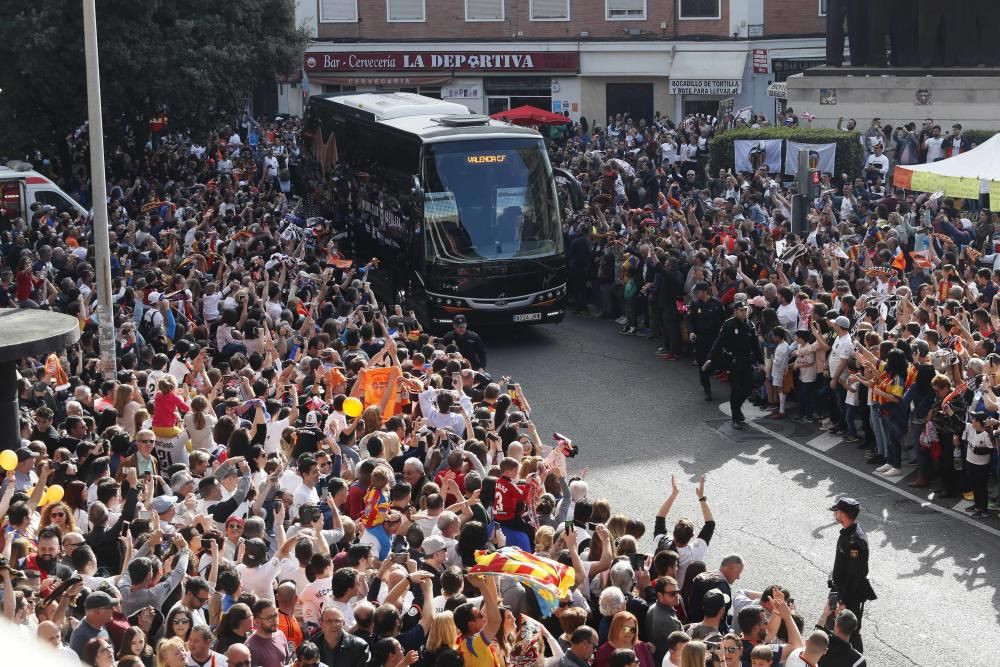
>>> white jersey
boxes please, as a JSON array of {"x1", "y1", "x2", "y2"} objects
[
  {"x1": 299, "y1": 576, "x2": 332, "y2": 627},
  {"x1": 154, "y1": 431, "x2": 190, "y2": 469}
]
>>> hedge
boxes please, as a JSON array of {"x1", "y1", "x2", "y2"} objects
[
  {"x1": 964, "y1": 129, "x2": 1000, "y2": 146},
  {"x1": 709, "y1": 127, "x2": 865, "y2": 181}
]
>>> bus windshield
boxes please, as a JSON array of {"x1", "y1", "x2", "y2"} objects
[{"x1": 422, "y1": 138, "x2": 563, "y2": 263}]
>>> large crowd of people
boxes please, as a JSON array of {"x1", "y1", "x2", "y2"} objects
[
  {"x1": 6, "y1": 100, "x2": 989, "y2": 667},
  {"x1": 555, "y1": 110, "x2": 998, "y2": 509}
]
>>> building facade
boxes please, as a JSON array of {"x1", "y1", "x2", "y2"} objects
[{"x1": 282, "y1": 0, "x2": 832, "y2": 124}]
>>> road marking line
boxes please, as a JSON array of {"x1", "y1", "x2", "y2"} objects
[
  {"x1": 723, "y1": 406, "x2": 1000, "y2": 539},
  {"x1": 806, "y1": 432, "x2": 842, "y2": 452}
]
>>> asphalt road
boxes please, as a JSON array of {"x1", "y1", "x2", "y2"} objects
[{"x1": 483, "y1": 313, "x2": 1000, "y2": 667}]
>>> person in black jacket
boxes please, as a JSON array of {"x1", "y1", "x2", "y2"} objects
[
  {"x1": 85, "y1": 467, "x2": 139, "y2": 575},
  {"x1": 816, "y1": 606, "x2": 867, "y2": 667},
  {"x1": 653, "y1": 256, "x2": 685, "y2": 360},
  {"x1": 828, "y1": 497, "x2": 875, "y2": 653},
  {"x1": 566, "y1": 222, "x2": 593, "y2": 313},
  {"x1": 441, "y1": 315, "x2": 487, "y2": 370},
  {"x1": 686, "y1": 282, "x2": 726, "y2": 400},
  {"x1": 703, "y1": 297, "x2": 764, "y2": 430}
]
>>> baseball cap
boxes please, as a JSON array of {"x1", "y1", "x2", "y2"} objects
[
  {"x1": 693, "y1": 282, "x2": 710, "y2": 292},
  {"x1": 305, "y1": 411, "x2": 319, "y2": 427},
  {"x1": 84, "y1": 591, "x2": 117, "y2": 610},
  {"x1": 151, "y1": 495, "x2": 178, "y2": 515},
  {"x1": 834, "y1": 316, "x2": 851, "y2": 330},
  {"x1": 828, "y1": 497, "x2": 860, "y2": 516},
  {"x1": 421, "y1": 535, "x2": 448, "y2": 556},
  {"x1": 148, "y1": 292, "x2": 162, "y2": 304},
  {"x1": 702, "y1": 589, "x2": 731, "y2": 616},
  {"x1": 16, "y1": 447, "x2": 39, "y2": 463},
  {"x1": 453, "y1": 314, "x2": 468, "y2": 326},
  {"x1": 242, "y1": 537, "x2": 268, "y2": 566}
]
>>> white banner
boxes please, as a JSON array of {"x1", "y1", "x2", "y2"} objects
[
  {"x1": 669, "y1": 79, "x2": 742, "y2": 95},
  {"x1": 734, "y1": 139, "x2": 783, "y2": 174},
  {"x1": 783, "y1": 141, "x2": 837, "y2": 176}
]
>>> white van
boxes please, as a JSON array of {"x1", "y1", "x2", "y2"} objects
[{"x1": 0, "y1": 161, "x2": 89, "y2": 221}]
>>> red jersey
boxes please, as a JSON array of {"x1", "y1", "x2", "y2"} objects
[
  {"x1": 346, "y1": 482, "x2": 367, "y2": 520},
  {"x1": 434, "y1": 469, "x2": 467, "y2": 505},
  {"x1": 493, "y1": 476, "x2": 526, "y2": 522}
]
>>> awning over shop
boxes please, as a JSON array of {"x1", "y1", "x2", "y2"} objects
[
  {"x1": 668, "y1": 51, "x2": 747, "y2": 96},
  {"x1": 306, "y1": 74, "x2": 453, "y2": 87}
]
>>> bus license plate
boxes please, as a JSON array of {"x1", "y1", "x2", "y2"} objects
[{"x1": 513, "y1": 313, "x2": 541, "y2": 322}]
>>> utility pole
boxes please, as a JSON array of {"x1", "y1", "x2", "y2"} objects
[
  {"x1": 83, "y1": 0, "x2": 117, "y2": 380},
  {"x1": 791, "y1": 148, "x2": 810, "y2": 236}
]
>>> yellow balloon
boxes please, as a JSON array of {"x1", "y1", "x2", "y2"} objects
[
  {"x1": 0, "y1": 449, "x2": 17, "y2": 471},
  {"x1": 45, "y1": 484, "x2": 65, "y2": 504},
  {"x1": 343, "y1": 397, "x2": 364, "y2": 418}
]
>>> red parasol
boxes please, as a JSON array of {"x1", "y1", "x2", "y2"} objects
[{"x1": 490, "y1": 105, "x2": 569, "y2": 127}]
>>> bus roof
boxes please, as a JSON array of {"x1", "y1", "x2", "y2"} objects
[
  {"x1": 318, "y1": 92, "x2": 470, "y2": 121},
  {"x1": 312, "y1": 92, "x2": 540, "y2": 141}
]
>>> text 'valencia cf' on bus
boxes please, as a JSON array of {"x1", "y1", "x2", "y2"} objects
[{"x1": 303, "y1": 92, "x2": 573, "y2": 330}]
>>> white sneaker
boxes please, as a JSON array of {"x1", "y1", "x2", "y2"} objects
[
  {"x1": 875, "y1": 463, "x2": 892, "y2": 473},
  {"x1": 882, "y1": 467, "x2": 903, "y2": 477},
  {"x1": 615, "y1": 316, "x2": 628, "y2": 326}
]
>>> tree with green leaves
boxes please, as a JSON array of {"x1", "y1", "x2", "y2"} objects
[{"x1": 0, "y1": 0, "x2": 307, "y2": 155}]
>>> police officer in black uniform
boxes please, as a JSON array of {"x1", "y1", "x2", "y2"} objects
[
  {"x1": 686, "y1": 282, "x2": 726, "y2": 402},
  {"x1": 828, "y1": 497, "x2": 876, "y2": 653},
  {"x1": 703, "y1": 296, "x2": 764, "y2": 429},
  {"x1": 441, "y1": 314, "x2": 488, "y2": 370}
]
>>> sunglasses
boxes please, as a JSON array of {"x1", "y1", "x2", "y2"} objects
[
  {"x1": 137, "y1": 439, "x2": 155, "y2": 444},
  {"x1": 173, "y1": 618, "x2": 191, "y2": 625},
  {"x1": 49, "y1": 512, "x2": 65, "y2": 518}
]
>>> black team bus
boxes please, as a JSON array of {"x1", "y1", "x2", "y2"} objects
[{"x1": 303, "y1": 92, "x2": 578, "y2": 330}]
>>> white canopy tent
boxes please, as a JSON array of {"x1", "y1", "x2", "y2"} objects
[{"x1": 893, "y1": 133, "x2": 1000, "y2": 209}]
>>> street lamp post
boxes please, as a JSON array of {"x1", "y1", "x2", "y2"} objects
[{"x1": 82, "y1": 0, "x2": 117, "y2": 380}]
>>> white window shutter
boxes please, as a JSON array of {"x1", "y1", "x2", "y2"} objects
[
  {"x1": 532, "y1": 0, "x2": 569, "y2": 19},
  {"x1": 467, "y1": 0, "x2": 504, "y2": 20},
  {"x1": 607, "y1": 0, "x2": 645, "y2": 15},
  {"x1": 320, "y1": 0, "x2": 357, "y2": 22},
  {"x1": 388, "y1": 0, "x2": 425, "y2": 21}
]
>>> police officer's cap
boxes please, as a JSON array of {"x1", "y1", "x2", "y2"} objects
[
  {"x1": 453, "y1": 314, "x2": 468, "y2": 326},
  {"x1": 828, "y1": 497, "x2": 860, "y2": 516}
]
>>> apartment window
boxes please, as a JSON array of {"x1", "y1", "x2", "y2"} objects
[
  {"x1": 319, "y1": 0, "x2": 358, "y2": 22},
  {"x1": 678, "y1": 0, "x2": 720, "y2": 20},
  {"x1": 606, "y1": 0, "x2": 645, "y2": 20},
  {"x1": 466, "y1": 0, "x2": 504, "y2": 21},
  {"x1": 530, "y1": 0, "x2": 570, "y2": 20},
  {"x1": 819, "y1": 0, "x2": 827, "y2": 16},
  {"x1": 387, "y1": 0, "x2": 425, "y2": 22}
]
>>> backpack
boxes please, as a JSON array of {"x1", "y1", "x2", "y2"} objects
[{"x1": 138, "y1": 307, "x2": 159, "y2": 340}]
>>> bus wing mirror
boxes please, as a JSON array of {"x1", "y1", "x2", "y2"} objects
[{"x1": 411, "y1": 176, "x2": 424, "y2": 198}]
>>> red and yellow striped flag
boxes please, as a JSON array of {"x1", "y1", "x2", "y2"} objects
[{"x1": 470, "y1": 547, "x2": 575, "y2": 617}]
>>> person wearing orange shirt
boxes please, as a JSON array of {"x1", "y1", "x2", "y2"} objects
[{"x1": 275, "y1": 582, "x2": 304, "y2": 650}]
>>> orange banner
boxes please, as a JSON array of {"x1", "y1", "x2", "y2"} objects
[{"x1": 359, "y1": 366, "x2": 398, "y2": 418}]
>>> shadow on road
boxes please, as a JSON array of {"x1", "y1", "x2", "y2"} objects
[{"x1": 488, "y1": 313, "x2": 1000, "y2": 626}]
